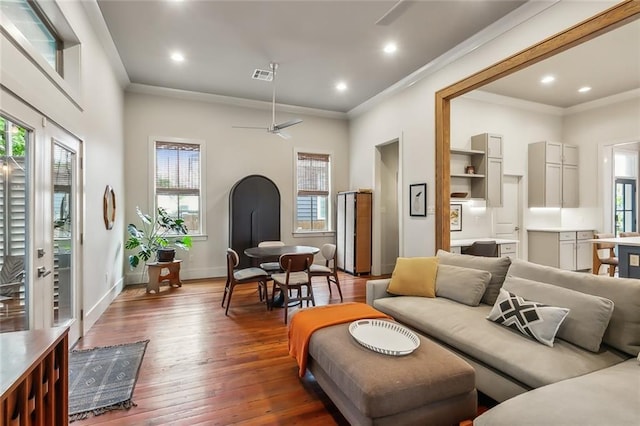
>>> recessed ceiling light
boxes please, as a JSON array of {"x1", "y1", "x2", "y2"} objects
[
  {"x1": 336, "y1": 82, "x2": 347, "y2": 92},
  {"x1": 578, "y1": 86, "x2": 592, "y2": 93},
  {"x1": 383, "y1": 42, "x2": 397, "y2": 54},
  {"x1": 170, "y1": 52, "x2": 185, "y2": 62},
  {"x1": 540, "y1": 75, "x2": 555, "y2": 84}
]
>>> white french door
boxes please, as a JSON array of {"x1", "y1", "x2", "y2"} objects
[{"x1": 0, "y1": 89, "x2": 83, "y2": 342}]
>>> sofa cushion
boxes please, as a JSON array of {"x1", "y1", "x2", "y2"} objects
[
  {"x1": 436, "y1": 264, "x2": 490, "y2": 306},
  {"x1": 387, "y1": 257, "x2": 438, "y2": 298},
  {"x1": 503, "y1": 276, "x2": 614, "y2": 352},
  {"x1": 487, "y1": 288, "x2": 569, "y2": 347},
  {"x1": 373, "y1": 296, "x2": 629, "y2": 389},
  {"x1": 436, "y1": 250, "x2": 511, "y2": 305},
  {"x1": 474, "y1": 358, "x2": 640, "y2": 426},
  {"x1": 508, "y1": 259, "x2": 640, "y2": 356}
]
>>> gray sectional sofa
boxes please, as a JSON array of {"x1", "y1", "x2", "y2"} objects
[{"x1": 366, "y1": 250, "x2": 640, "y2": 424}]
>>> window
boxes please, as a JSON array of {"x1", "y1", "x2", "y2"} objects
[
  {"x1": 153, "y1": 138, "x2": 204, "y2": 235},
  {"x1": 1, "y1": 0, "x2": 62, "y2": 73},
  {"x1": 296, "y1": 152, "x2": 331, "y2": 232},
  {"x1": 0, "y1": 115, "x2": 28, "y2": 261}
]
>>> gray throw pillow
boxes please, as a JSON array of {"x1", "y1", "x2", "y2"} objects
[
  {"x1": 435, "y1": 264, "x2": 491, "y2": 306},
  {"x1": 503, "y1": 276, "x2": 614, "y2": 352},
  {"x1": 487, "y1": 288, "x2": 569, "y2": 347},
  {"x1": 436, "y1": 250, "x2": 511, "y2": 305}
]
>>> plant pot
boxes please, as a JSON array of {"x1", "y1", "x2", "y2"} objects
[{"x1": 157, "y1": 248, "x2": 176, "y2": 263}]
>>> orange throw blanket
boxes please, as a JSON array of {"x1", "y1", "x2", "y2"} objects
[{"x1": 288, "y1": 302, "x2": 392, "y2": 377}]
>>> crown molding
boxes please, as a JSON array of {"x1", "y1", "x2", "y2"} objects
[
  {"x1": 126, "y1": 83, "x2": 348, "y2": 120},
  {"x1": 80, "y1": 0, "x2": 129, "y2": 88},
  {"x1": 346, "y1": 1, "x2": 559, "y2": 119},
  {"x1": 564, "y1": 88, "x2": 640, "y2": 115},
  {"x1": 462, "y1": 90, "x2": 565, "y2": 116}
]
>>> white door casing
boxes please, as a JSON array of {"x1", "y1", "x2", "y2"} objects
[{"x1": 493, "y1": 175, "x2": 522, "y2": 258}]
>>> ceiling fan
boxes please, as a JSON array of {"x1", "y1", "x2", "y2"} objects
[{"x1": 232, "y1": 62, "x2": 302, "y2": 139}]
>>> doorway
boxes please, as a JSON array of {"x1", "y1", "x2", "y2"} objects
[
  {"x1": 615, "y1": 178, "x2": 637, "y2": 235},
  {"x1": 493, "y1": 175, "x2": 523, "y2": 258},
  {"x1": 375, "y1": 140, "x2": 400, "y2": 275},
  {"x1": 1, "y1": 91, "x2": 83, "y2": 341}
]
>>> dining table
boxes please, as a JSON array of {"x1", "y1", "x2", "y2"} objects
[
  {"x1": 244, "y1": 245, "x2": 320, "y2": 259},
  {"x1": 244, "y1": 245, "x2": 320, "y2": 308}
]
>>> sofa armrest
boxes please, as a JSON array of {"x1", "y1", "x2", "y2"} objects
[{"x1": 366, "y1": 279, "x2": 392, "y2": 306}]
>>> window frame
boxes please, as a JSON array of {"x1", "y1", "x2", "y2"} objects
[
  {"x1": 148, "y1": 136, "x2": 206, "y2": 237},
  {"x1": 293, "y1": 148, "x2": 334, "y2": 236},
  {"x1": 0, "y1": 0, "x2": 81, "y2": 106}
]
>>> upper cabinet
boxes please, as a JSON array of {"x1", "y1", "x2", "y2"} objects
[
  {"x1": 450, "y1": 133, "x2": 503, "y2": 207},
  {"x1": 528, "y1": 141, "x2": 579, "y2": 208}
]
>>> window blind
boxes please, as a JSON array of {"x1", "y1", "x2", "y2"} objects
[
  {"x1": 155, "y1": 142, "x2": 200, "y2": 196},
  {"x1": 297, "y1": 152, "x2": 329, "y2": 196}
]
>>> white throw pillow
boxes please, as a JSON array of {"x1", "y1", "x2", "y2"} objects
[{"x1": 487, "y1": 288, "x2": 569, "y2": 347}]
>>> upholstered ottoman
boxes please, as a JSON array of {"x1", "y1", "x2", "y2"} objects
[{"x1": 307, "y1": 322, "x2": 477, "y2": 426}]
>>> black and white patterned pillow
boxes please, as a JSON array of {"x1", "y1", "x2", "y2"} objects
[{"x1": 487, "y1": 288, "x2": 570, "y2": 347}]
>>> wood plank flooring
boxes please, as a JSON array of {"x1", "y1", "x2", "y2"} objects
[{"x1": 73, "y1": 272, "x2": 374, "y2": 425}]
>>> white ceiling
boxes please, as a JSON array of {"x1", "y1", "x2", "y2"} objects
[
  {"x1": 96, "y1": 1, "x2": 639, "y2": 114},
  {"x1": 96, "y1": 0, "x2": 527, "y2": 113},
  {"x1": 480, "y1": 19, "x2": 640, "y2": 108}
]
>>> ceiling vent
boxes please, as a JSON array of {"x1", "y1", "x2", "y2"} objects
[{"x1": 252, "y1": 68, "x2": 273, "y2": 81}]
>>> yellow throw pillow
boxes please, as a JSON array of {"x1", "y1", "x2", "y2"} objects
[{"x1": 387, "y1": 257, "x2": 438, "y2": 297}]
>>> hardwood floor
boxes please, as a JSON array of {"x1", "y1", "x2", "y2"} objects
[{"x1": 73, "y1": 272, "x2": 373, "y2": 425}]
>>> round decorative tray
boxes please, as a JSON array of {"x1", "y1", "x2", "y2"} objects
[{"x1": 349, "y1": 319, "x2": 420, "y2": 356}]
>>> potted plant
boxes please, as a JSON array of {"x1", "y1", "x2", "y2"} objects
[{"x1": 125, "y1": 206, "x2": 193, "y2": 269}]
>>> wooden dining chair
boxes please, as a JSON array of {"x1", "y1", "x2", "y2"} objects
[
  {"x1": 309, "y1": 243, "x2": 343, "y2": 301},
  {"x1": 270, "y1": 253, "x2": 315, "y2": 324},
  {"x1": 222, "y1": 248, "x2": 269, "y2": 315},
  {"x1": 462, "y1": 241, "x2": 498, "y2": 257},
  {"x1": 620, "y1": 231, "x2": 640, "y2": 237},
  {"x1": 257, "y1": 241, "x2": 285, "y2": 273},
  {"x1": 592, "y1": 233, "x2": 618, "y2": 276}
]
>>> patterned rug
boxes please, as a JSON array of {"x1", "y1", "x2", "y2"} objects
[{"x1": 68, "y1": 340, "x2": 149, "y2": 422}]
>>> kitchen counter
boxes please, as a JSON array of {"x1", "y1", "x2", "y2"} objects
[{"x1": 450, "y1": 237, "x2": 518, "y2": 257}]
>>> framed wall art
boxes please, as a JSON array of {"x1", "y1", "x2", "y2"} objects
[
  {"x1": 409, "y1": 183, "x2": 427, "y2": 217},
  {"x1": 450, "y1": 204, "x2": 462, "y2": 231}
]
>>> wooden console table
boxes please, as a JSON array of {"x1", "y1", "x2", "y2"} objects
[
  {"x1": 1, "y1": 326, "x2": 69, "y2": 425},
  {"x1": 146, "y1": 260, "x2": 183, "y2": 293}
]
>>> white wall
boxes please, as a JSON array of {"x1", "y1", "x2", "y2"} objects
[
  {"x1": 124, "y1": 90, "x2": 349, "y2": 282},
  {"x1": 0, "y1": 1, "x2": 126, "y2": 333},
  {"x1": 563, "y1": 96, "x2": 640, "y2": 231},
  {"x1": 349, "y1": 1, "x2": 618, "y2": 260},
  {"x1": 451, "y1": 93, "x2": 563, "y2": 241}
]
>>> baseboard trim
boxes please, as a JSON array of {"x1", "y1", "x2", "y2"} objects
[
  {"x1": 124, "y1": 266, "x2": 226, "y2": 285},
  {"x1": 84, "y1": 277, "x2": 124, "y2": 334}
]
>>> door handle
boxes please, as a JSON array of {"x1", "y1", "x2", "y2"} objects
[
  {"x1": 514, "y1": 226, "x2": 520, "y2": 231},
  {"x1": 38, "y1": 266, "x2": 52, "y2": 278}
]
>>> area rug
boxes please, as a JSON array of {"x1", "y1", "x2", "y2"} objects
[{"x1": 68, "y1": 340, "x2": 149, "y2": 422}]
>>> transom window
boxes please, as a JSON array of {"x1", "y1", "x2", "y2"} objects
[
  {"x1": 296, "y1": 152, "x2": 331, "y2": 232},
  {"x1": 1, "y1": 0, "x2": 62, "y2": 73},
  {"x1": 153, "y1": 139, "x2": 205, "y2": 235}
]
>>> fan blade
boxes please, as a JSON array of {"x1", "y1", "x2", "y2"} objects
[
  {"x1": 232, "y1": 125, "x2": 269, "y2": 130},
  {"x1": 375, "y1": 0, "x2": 411, "y2": 26},
  {"x1": 274, "y1": 118, "x2": 303, "y2": 130},
  {"x1": 276, "y1": 131, "x2": 292, "y2": 140}
]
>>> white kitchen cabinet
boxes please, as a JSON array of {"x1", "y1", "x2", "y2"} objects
[
  {"x1": 449, "y1": 133, "x2": 503, "y2": 206},
  {"x1": 528, "y1": 230, "x2": 593, "y2": 271},
  {"x1": 528, "y1": 141, "x2": 579, "y2": 207}
]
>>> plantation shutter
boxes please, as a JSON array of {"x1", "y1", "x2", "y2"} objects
[
  {"x1": 0, "y1": 157, "x2": 26, "y2": 257},
  {"x1": 155, "y1": 141, "x2": 200, "y2": 197},
  {"x1": 297, "y1": 152, "x2": 329, "y2": 197}
]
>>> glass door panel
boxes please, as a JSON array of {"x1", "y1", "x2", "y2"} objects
[
  {"x1": 52, "y1": 143, "x2": 74, "y2": 327},
  {"x1": 615, "y1": 178, "x2": 636, "y2": 235},
  {"x1": 0, "y1": 115, "x2": 30, "y2": 332}
]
